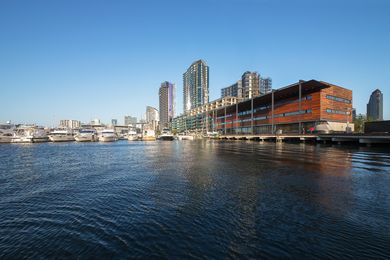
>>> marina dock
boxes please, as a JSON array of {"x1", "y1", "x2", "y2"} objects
[{"x1": 217, "y1": 133, "x2": 390, "y2": 146}]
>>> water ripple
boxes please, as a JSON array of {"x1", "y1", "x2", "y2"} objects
[{"x1": 0, "y1": 141, "x2": 390, "y2": 258}]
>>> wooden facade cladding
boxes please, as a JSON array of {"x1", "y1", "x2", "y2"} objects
[
  {"x1": 216, "y1": 93, "x2": 322, "y2": 129},
  {"x1": 320, "y1": 85, "x2": 353, "y2": 123}
]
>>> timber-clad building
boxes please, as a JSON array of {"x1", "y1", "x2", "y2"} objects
[{"x1": 172, "y1": 79, "x2": 353, "y2": 134}]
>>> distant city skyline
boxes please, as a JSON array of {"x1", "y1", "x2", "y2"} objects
[{"x1": 0, "y1": 0, "x2": 389, "y2": 126}]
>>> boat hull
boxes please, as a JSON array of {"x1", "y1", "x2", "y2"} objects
[
  {"x1": 158, "y1": 135, "x2": 174, "y2": 141},
  {"x1": 75, "y1": 135, "x2": 97, "y2": 142},
  {"x1": 142, "y1": 136, "x2": 156, "y2": 141},
  {"x1": 99, "y1": 136, "x2": 117, "y2": 142},
  {"x1": 127, "y1": 136, "x2": 138, "y2": 141},
  {"x1": 0, "y1": 136, "x2": 13, "y2": 143},
  {"x1": 177, "y1": 135, "x2": 194, "y2": 140},
  {"x1": 11, "y1": 137, "x2": 34, "y2": 143},
  {"x1": 49, "y1": 135, "x2": 75, "y2": 142},
  {"x1": 33, "y1": 137, "x2": 49, "y2": 143}
]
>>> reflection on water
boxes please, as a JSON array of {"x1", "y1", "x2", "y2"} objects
[{"x1": 0, "y1": 141, "x2": 390, "y2": 258}]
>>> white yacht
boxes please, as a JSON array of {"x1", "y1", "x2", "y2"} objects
[
  {"x1": 12, "y1": 127, "x2": 35, "y2": 143},
  {"x1": 158, "y1": 128, "x2": 174, "y2": 141},
  {"x1": 74, "y1": 129, "x2": 98, "y2": 142},
  {"x1": 177, "y1": 132, "x2": 194, "y2": 140},
  {"x1": 32, "y1": 128, "x2": 49, "y2": 143},
  {"x1": 48, "y1": 129, "x2": 75, "y2": 142},
  {"x1": 177, "y1": 135, "x2": 194, "y2": 140},
  {"x1": 127, "y1": 130, "x2": 138, "y2": 141},
  {"x1": 118, "y1": 134, "x2": 128, "y2": 140},
  {"x1": 0, "y1": 123, "x2": 16, "y2": 143},
  {"x1": 0, "y1": 132, "x2": 14, "y2": 143},
  {"x1": 142, "y1": 129, "x2": 156, "y2": 141},
  {"x1": 205, "y1": 131, "x2": 219, "y2": 139},
  {"x1": 99, "y1": 129, "x2": 117, "y2": 142}
]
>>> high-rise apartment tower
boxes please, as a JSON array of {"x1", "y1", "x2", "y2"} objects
[
  {"x1": 260, "y1": 77, "x2": 272, "y2": 95},
  {"x1": 241, "y1": 71, "x2": 260, "y2": 99},
  {"x1": 159, "y1": 81, "x2": 175, "y2": 129},
  {"x1": 183, "y1": 60, "x2": 209, "y2": 113},
  {"x1": 221, "y1": 81, "x2": 243, "y2": 98}
]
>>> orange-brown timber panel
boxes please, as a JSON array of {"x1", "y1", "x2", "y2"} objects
[{"x1": 320, "y1": 86, "x2": 352, "y2": 122}]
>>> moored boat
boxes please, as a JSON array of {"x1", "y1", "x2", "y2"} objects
[
  {"x1": 0, "y1": 123, "x2": 16, "y2": 143},
  {"x1": 127, "y1": 130, "x2": 138, "y2": 141},
  {"x1": 142, "y1": 129, "x2": 156, "y2": 141},
  {"x1": 74, "y1": 129, "x2": 98, "y2": 142},
  {"x1": 0, "y1": 132, "x2": 13, "y2": 143},
  {"x1": 99, "y1": 129, "x2": 117, "y2": 142},
  {"x1": 158, "y1": 128, "x2": 174, "y2": 141},
  {"x1": 205, "y1": 131, "x2": 219, "y2": 139},
  {"x1": 48, "y1": 129, "x2": 75, "y2": 142},
  {"x1": 12, "y1": 127, "x2": 34, "y2": 143},
  {"x1": 32, "y1": 128, "x2": 49, "y2": 143},
  {"x1": 177, "y1": 132, "x2": 194, "y2": 140}
]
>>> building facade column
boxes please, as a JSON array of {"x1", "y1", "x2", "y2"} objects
[
  {"x1": 271, "y1": 91, "x2": 274, "y2": 134},
  {"x1": 212, "y1": 110, "x2": 215, "y2": 132},
  {"x1": 236, "y1": 103, "x2": 238, "y2": 135},
  {"x1": 299, "y1": 80, "x2": 303, "y2": 134},
  {"x1": 251, "y1": 98, "x2": 254, "y2": 134},
  {"x1": 224, "y1": 107, "x2": 227, "y2": 135}
]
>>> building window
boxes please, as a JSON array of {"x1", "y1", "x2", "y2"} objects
[
  {"x1": 253, "y1": 105, "x2": 270, "y2": 113},
  {"x1": 273, "y1": 109, "x2": 312, "y2": 118},
  {"x1": 238, "y1": 110, "x2": 252, "y2": 116},
  {"x1": 326, "y1": 95, "x2": 351, "y2": 104},
  {"x1": 326, "y1": 108, "x2": 350, "y2": 115},
  {"x1": 274, "y1": 95, "x2": 312, "y2": 107}
]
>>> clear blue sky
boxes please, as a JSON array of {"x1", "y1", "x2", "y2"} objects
[{"x1": 1, "y1": 0, "x2": 389, "y2": 126}]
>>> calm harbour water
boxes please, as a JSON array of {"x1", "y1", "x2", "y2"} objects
[{"x1": 0, "y1": 140, "x2": 390, "y2": 258}]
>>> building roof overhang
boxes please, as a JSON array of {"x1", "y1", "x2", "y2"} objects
[{"x1": 216, "y1": 80, "x2": 334, "y2": 116}]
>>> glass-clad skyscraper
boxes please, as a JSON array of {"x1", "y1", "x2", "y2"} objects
[
  {"x1": 367, "y1": 89, "x2": 383, "y2": 121},
  {"x1": 183, "y1": 60, "x2": 209, "y2": 113}
]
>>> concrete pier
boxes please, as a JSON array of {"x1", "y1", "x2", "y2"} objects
[{"x1": 217, "y1": 134, "x2": 390, "y2": 146}]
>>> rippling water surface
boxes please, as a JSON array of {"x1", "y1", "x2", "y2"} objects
[{"x1": 1, "y1": 141, "x2": 390, "y2": 258}]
